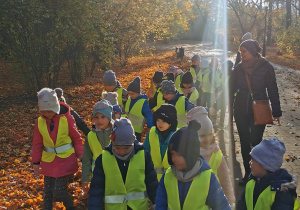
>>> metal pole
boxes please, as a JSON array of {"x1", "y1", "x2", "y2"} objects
[{"x1": 262, "y1": 8, "x2": 268, "y2": 57}]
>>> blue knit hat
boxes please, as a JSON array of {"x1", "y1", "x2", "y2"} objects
[
  {"x1": 103, "y1": 70, "x2": 117, "y2": 86},
  {"x1": 92, "y1": 99, "x2": 113, "y2": 121},
  {"x1": 250, "y1": 137, "x2": 286, "y2": 172}
]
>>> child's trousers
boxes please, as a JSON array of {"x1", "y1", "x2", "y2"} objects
[{"x1": 43, "y1": 176, "x2": 74, "y2": 210}]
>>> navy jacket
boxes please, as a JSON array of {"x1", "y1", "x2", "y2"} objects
[
  {"x1": 155, "y1": 158, "x2": 231, "y2": 210},
  {"x1": 237, "y1": 169, "x2": 297, "y2": 210},
  {"x1": 88, "y1": 140, "x2": 158, "y2": 210},
  {"x1": 231, "y1": 59, "x2": 282, "y2": 117}
]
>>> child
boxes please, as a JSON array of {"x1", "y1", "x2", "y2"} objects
[
  {"x1": 200, "y1": 59, "x2": 215, "y2": 107},
  {"x1": 143, "y1": 104, "x2": 178, "y2": 181},
  {"x1": 186, "y1": 106, "x2": 235, "y2": 206},
  {"x1": 155, "y1": 120, "x2": 231, "y2": 210},
  {"x1": 237, "y1": 137, "x2": 300, "y2": 210},
  {"x1": 125, "y1": 76, "x2": 153, "y2": 141},
  {"x1": 169, "y1": 66, "x2": 184, "y2": 90},
  {"x1": 88, "y1": 118, "x2": 158, "y2": 209},
  {"x1": 102, "y1": 70, "x2": 128, "y2": 112},
  {"x1": 32, "y1": 88, "x2": 83, "y2": 210},
  {"x1": 54, "y1": 87, "x2": 91, "y2": 136},
  {"x1": 81, "y1": 100, "x2": 113, "y2": 192},
  {"x1": 147, "y1": 70, "x2": 164, "y2": 99},
  {"x1": 178, "y1": 71, "x2": 199, "y2": 105},
  {"x1": 189, "y1": 54, "x2": 201, "y2": 84},
  {"x1": 102, "y1": 92, "x2": 122, "y2": 120},
  {"x1": 159, "y1": 80, "x2": 195, "y2": 128}
]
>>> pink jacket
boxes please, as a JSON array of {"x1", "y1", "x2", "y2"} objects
[{"x1": 32, "y1": 103, "x2": 83, "y2": 178}]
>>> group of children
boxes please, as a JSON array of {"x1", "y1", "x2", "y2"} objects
[{"x1": 31, "y1": 59, "x2": 299, "y2": 209}]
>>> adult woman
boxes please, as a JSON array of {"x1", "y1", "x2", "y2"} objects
[{"x1": 230, "y1": 40, "x2": 282, "y2": 185}]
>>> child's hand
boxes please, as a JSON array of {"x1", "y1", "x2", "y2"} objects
[{"x1": 33, "y1": 164, "x2": 41, "y2": 176}]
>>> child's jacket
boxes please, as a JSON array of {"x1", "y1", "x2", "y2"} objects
[
  {"x1": 155, "y1": 157, "x2": 231, "y2": 210},
  {"x1": 125, "y1": 94, "x2": 153, "y2": 133},
  {"x1": 88, "y1": 140, "x2": 158, "y2": 210},
  {"x1": 237, "y1": 169, "x2": 299, "y2": 210},
  {"x1": 32, "y1": 103, "x2": 83, "y2": 178}
]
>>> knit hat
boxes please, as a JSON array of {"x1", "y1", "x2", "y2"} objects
[
  {"x1": 242, "y1": 32, "x2": 252, "y2": 41},
  {"x1": 127, "y1": 76, "x2": 141, "y2": 93},
  {"x1": 103, "y1": 70, "x2": 117, "y2": 86},
  {"x1": 153, "y1": 71, "x2": 164, "y2": 84},
  {"x1": 153, "y1": 104, "x2": 177, "y2": 131},
  {"x1": 92, "y1": 99, "x2": 113, "y2": 120},
  {"x1": 163, "y1": 72, "x2": 175, "y2": 82},
  {"x1": 191, "y1": 54, "x2": 201, "y2": 62},
  {"x1": 168, "y1": 120, "x2": 201, "y2": 171},
  {"x1": 169, "y1": 66, "x2": 179, "y2": 73},
  {"x1": 102, "y1": 92, "x2": 118, "y2": 105},
  {"x1": 181, "y1": 71, "x2": 193, "y2": 84},
  {"x1": 111, "y1": 118, "x2": 136, "y2": 146},
  {"x1": 160, "y1": 80, "x2": 177, "y2": 95},
  {"x1": 239, "y1": 39, "x2": 262, "y2": 57},
  {"x1": 37, "y1": 88, "x2": 60, "y2": 114},
  {"x1": 199, "y1": 59, "x2": 210, "y2": 69},
  {"x1": 54, "y1": 88, "x2": 63, "y2": 98},
  {"x1": 186, "y1": 107, "x2": 213, "y2": 136},
  {"x1": 250, "y1": 137, "x2": 286, "y2": 172}
]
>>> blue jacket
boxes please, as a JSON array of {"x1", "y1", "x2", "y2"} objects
[
  {"x1": 128, "y1": 94, "x2": 154, "y2": 128},
  {"x1": 164, "y1": 91, "x2": 195, "y2": 112},
  {"x1": 155, "y1": 158, "x2": 231, "y2": 210},
  {"x1": 88, "y1": 140, "x2": 158, "y2": 210},
  {"x1": 143, "y1": 127, "x2": 175, "y2": 160},
  {"x1": 237, "y1": 169, "x2": 297, "y2": 210}
]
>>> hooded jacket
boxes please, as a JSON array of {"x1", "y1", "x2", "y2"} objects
[{"x1": 88, "y1": 140, "x2": 158, "y2": 209}]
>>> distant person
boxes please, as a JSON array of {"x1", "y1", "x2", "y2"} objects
[
  {"x1": 147, "y1": 70, "x2": 164, "y2": 99},
  {"x1": 178, "y1": 71, "x2": 199, "y2": 105},
  {"x1": 237, "y1": 137, "x2": 300, "y2": 210},
  {"x1": 234, "y1": 32, "x2": 252, "y2": 67},
  {"x1": 168, "y1": 66, "x2": 184, "y2": 90}
]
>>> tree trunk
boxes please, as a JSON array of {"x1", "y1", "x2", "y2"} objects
[
  {"x1": 286, "y1": 0, "x2": 292, "y2": 29},
  {"x1": 267, "y1": 0, "x2": 273, "y2": 45}
]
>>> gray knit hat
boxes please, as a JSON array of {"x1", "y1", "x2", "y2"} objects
[
  {"x1": 191, "y1": 54, "x2": 201, "y2": 62},
  {"x1": 242, "y1": 32, "x2": 252, "y2": 41},
  {"x1": 200, "y1": 59, "x2": 210, "y2": 69},
  {"x1": 186, "y1": 106, "x2": 213, "y2": 136},
  {"x1": 102, "y1": 92, "x2": 118, "y2": 105},
  {"x1": 38, "y1": 88, "x2": 60, "y2": 114},
  {"x1": 250, "y1": 137, "x2": 286, "y2": 172},
  {"x1": 161, "y1": 80, "x2": 176, "y2": 95},
  {"x1": 111, "y1": 118, "x2": 136, "y2": 146},
  {"x1": 127, "y1": 76, "x2": 141, "y2": 93},
  {"x1": 92, "y1": 99, "x2": 113, "y2": 120},
  {"x1": 103, "y1": 70, "x2": 117, "y2": 86}
]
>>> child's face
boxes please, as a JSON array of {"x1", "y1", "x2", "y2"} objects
[
  {"x1": 92, "y1": 113, "x2": 111, "y2": 130},
  {"x1": 163, "y1": 93, "x2": 175, "y2": 101},
  {"x1": 171, "y1": 150, "x2": 186, "y2": 170},
  {"x1": 113, "y1": 145, "x2": 133, "y2": 156},
  {"x1": 182, "y1": 83, "x2": 192, "y2": 89},
  {"x1": 128, "y1": 91, "x2": 140, "y2": 100},
  {"x1": 192, "y1": 60, "x2": 199, "y2": 66},
  {"x1": 41, "y1": 110, "x2": 57, "y2": 120},
  {"x1": 104, "y1": 85, "x2": 116, "y2": 92},
  {"x1": 156, "y1": 118, "x2": 171, "y2": 132},
  {"x1": 250, "y1": 158, "x2": 268, "y2": 177}
]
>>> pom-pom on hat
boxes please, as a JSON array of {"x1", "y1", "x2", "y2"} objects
[
  {"x1": 103, "y1": 70, "x2": 117, "y2": 86},
  {"x1": 127, "y1": 76, "x2": 141, "y2": 93},
  {"x1": 250, "y1": 137, "x2": 286, "y2": 172},
  {"x1": 38, "y1": 88, "x2": 60, "y2": 114},
  {"x1": 242, "y1": 32, "x2": 252, "y2": 41},
  {"x1": 102, "y1": 92, "x2": 118, "y2": 105},
  {"x1": 111, "y1": 117, "x2": 136, "y2": 146},
  {"x1": 168, "y1": 120, "x2": 201, "y2": 171},
  {"x1": 239, "y1": 39, "x2": 262, "y2": 57}
]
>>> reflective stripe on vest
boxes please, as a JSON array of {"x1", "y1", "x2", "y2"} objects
[
  {"x1": 87, "y1": 131, "x2": 104, "y2": 171},
  {"x1": 175, "y1": 75, "x2": 181, "y2": 90},
  {"x1": 208, "y1": 150, "x2": 223, "y2": 180},
  {"x1": 102, "y1": 150, "x2": 148, "y2": 210},
  {"x1": 125, "y1": 98, "x2": 146, "y2": 133},
  {"x1": 164, "y1": 168, "x2": 211, "y2": 210},
  {"x1": 38, "y1": 116, "x2": 75, "y2": 163},
  {"x1": 175, "y1": 96, "x2": 187, "y2": 128},
  {"x1": 178, "y1": 88, "x2": 199, "y2": 105},
  {"x1": 149, "y1": 127, "x2": 169, "y2": 181},
  {"x1": 245, "y1": 179, "x2": 276, "y2": 210}
]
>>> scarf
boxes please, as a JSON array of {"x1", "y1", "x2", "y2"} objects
[
  {"x1": 171, "y1": 157, "x2": 203, "y2": 182},
  {"x1": 112, "y1": 146, "x2": 135, "y2": 161},
  {"x1": 241, "y1": 55, "x2": 266, "y2": 76},
  {"x1": 200, "y1": 143, "x2": 220, "y2": 162},
  {"x1": 181, "y1": 87, "x2": 195, "y2": 98}
]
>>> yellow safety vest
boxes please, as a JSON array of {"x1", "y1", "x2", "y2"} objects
[
  {"x1": 153, "y1": 90, "x2": 165, "y2": 112},
  {"x1": 164, "y1": 168, "x2": 211, "y2": 210},
  {"x1": 125, "y1": 97, "x2": 146, "y2": 133},
  {"x1": 149, "y1": 127, "x2": 169, "y2": 181},
  {"x1": 175, "y1": 75, "x2": 181, "y2": 90},
  {"x1": 178, "y1": 88, "x2": 199, "y2": 105},
  {"x1": 87, "y1": 131, "x2": 106, "y2": 171},
  {"x1": 103, "y1": 87, "x2": 123, "y2": 106},
  {"x1": 38, "y1": 116, "x2": 75, "y2": 163},
  {"x1": 246, "y1": 179, "x2": 300, "y2": 210},
  {"x1": 102, "y1": 150, "x2": 148, "y2": 210},
  {"x1": 175, "y1": 96, "x2": 187, "y2": 128},
  {"x1": 208, "y1": 150, "x2": 223, "y2": 181},
  {"x1": 202, "y1": 71, "x2": 215, "y2": 93},
  {"x1": 189, "y1": 67, "x2": 203, "y2": 85}
]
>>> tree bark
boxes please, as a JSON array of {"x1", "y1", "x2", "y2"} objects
[
  {"x1": 267, "y1": 0, "x2": 273, "y2": 45},
  {"x1": 286, "y1": 0, "x2": 292, "y2": 29}
]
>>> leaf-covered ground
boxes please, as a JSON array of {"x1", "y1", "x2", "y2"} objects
[{"x1": 0, "y1": 50, "x2": 190, "y2": 209}]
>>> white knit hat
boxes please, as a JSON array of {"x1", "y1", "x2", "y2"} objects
[
  {"x1": 37, "y1": 88, "x2": 60, "y2": 114},
  {"x1": 186, "y1": 106, "x2": 213, "y2": 136}
]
